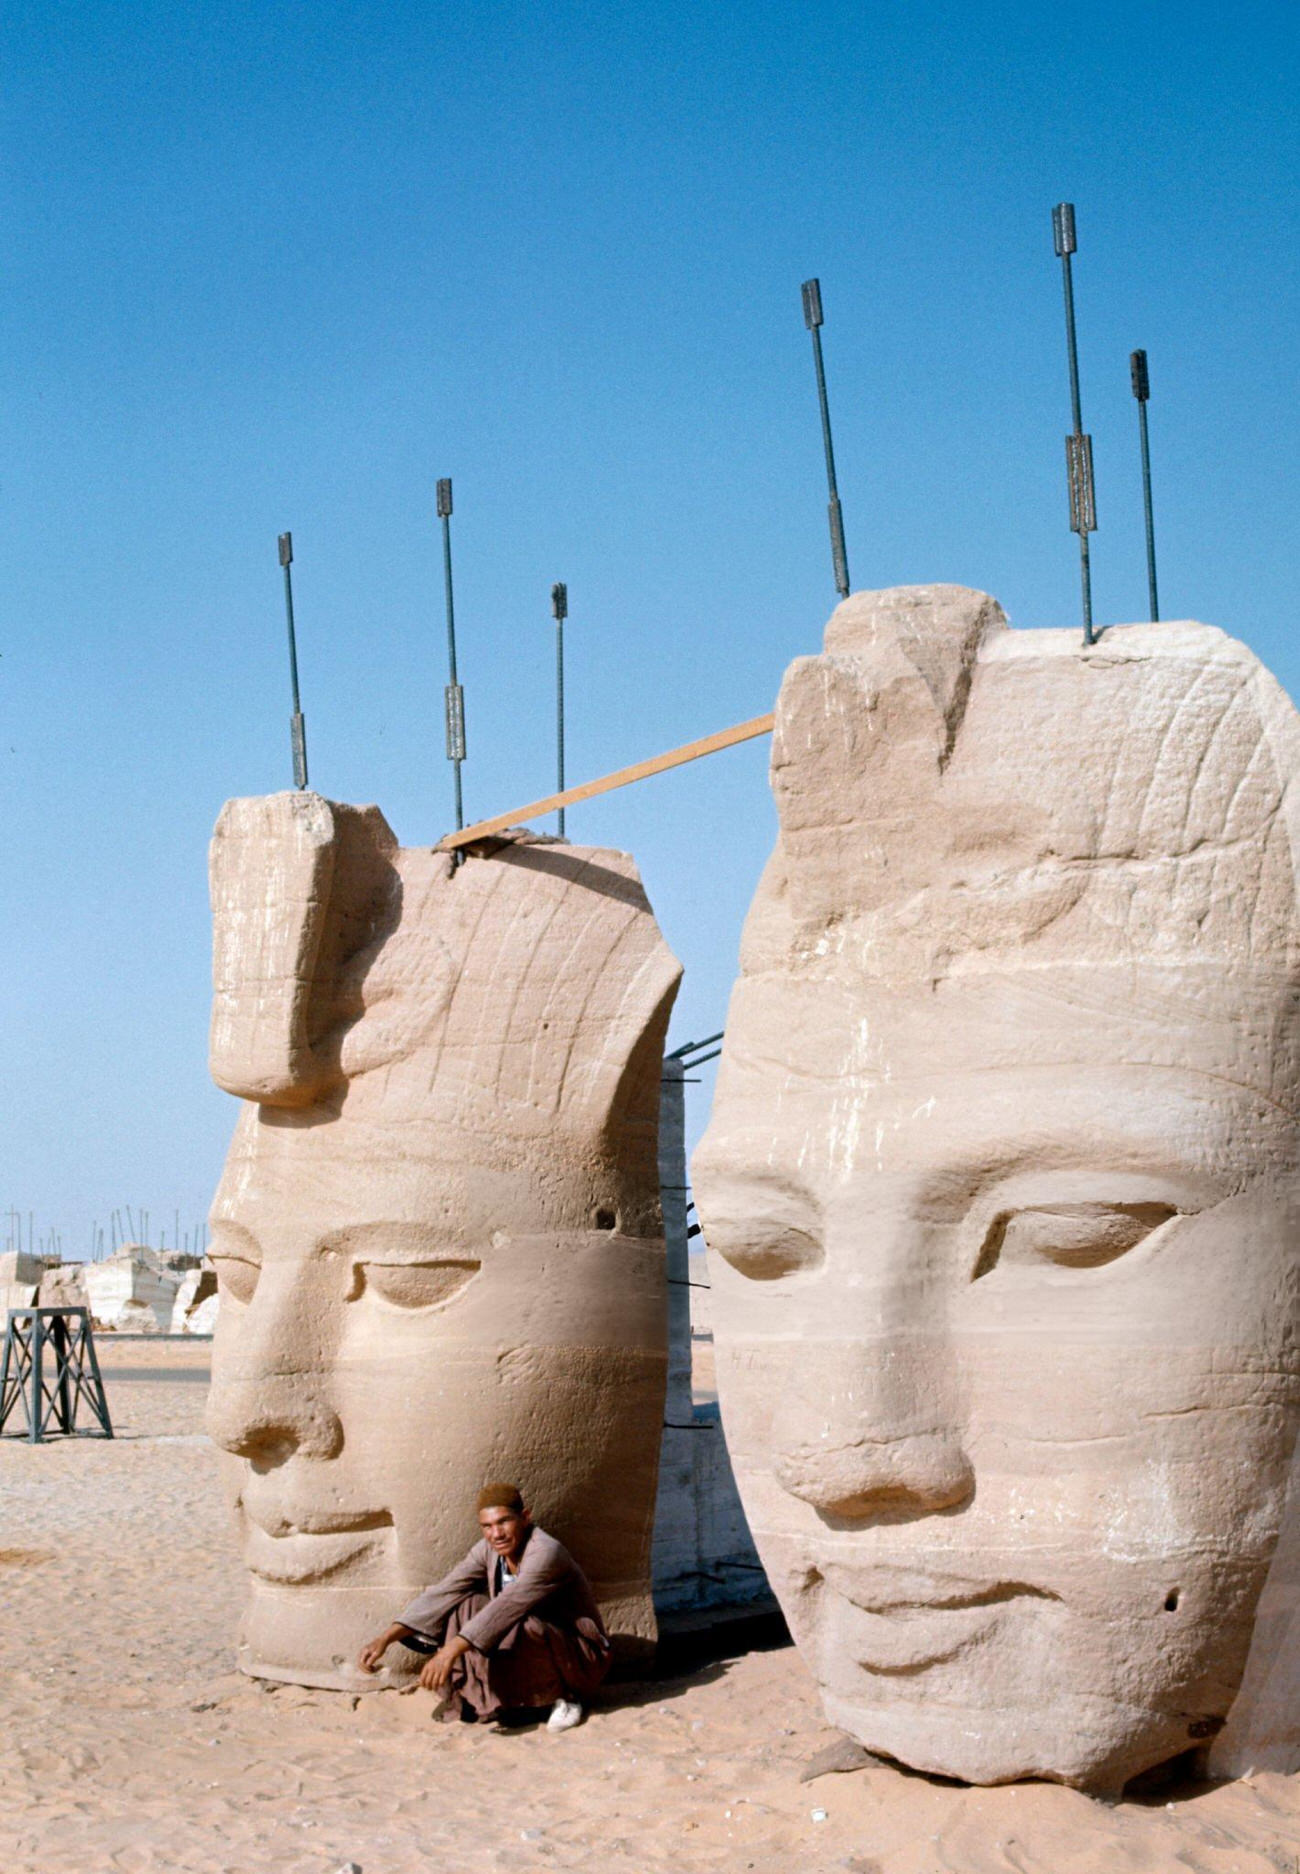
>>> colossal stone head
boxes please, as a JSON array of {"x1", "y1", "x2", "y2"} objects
[
  {"x1": 693, "y1": 586, "x2": 1300, "y2": 1791},
  {"x1": 204, "y1": 795, "x2": 680, "y2": 1687}
]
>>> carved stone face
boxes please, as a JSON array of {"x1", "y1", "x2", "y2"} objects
[
  {"x1": 204, "y1": 802, "x2": 679, "y2": 1687},
  {"x1": 693, "y1": 588, "x2": 1300, "y2": 1790},
  {"x1": 697, "y1": 973, "x2": 1299, "y2": 1789},
  {"x1": 206, "y1": 1107, "x2": 667, "y2": 1686}
]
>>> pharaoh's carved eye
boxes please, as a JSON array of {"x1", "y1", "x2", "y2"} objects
[
  {"x1": 711, "y1": 1225, "x2": 824, "y2": 1282},
  {"x1": 355, "y1": 1259, "x2": 481, "y2": 1310},
  {"x1": 209, "y1": 1253, "x2": 261, "y2": 1305},
  {"x1": 972, "y1": 1202, "x2": 1178, "y2": 1280}
]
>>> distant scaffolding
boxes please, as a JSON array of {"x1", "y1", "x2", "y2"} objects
[{"x1": 0, "y1": 1307, "x2": 113, "y2": 1443}]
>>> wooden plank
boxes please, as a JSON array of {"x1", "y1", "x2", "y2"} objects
[{"x1": 438, "y1": 711, "x2": 775, "y2": 851}]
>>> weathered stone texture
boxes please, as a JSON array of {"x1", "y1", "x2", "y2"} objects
[
  {"x1": 84, "y1": 1247, "x2": 184, "y2": 1333},
  {"x1": 694, "y1": 586, "x2": 1300, "y2": 1790},
  {"x1": 206, "y1": 799, "x2": 680, "y2": 1688}
]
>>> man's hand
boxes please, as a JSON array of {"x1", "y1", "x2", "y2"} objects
[
  {"x1": 419, "y1": 1635, "x2": 471, "y2": 1691},
  {"x1": 357, "y1": 1637, "x2": 388, "y2": 1674},
  {"x1": 356, "y1": 1623, "x2": 411, "y2": 1674}
]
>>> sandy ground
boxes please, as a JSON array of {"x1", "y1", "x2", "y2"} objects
[{"x1": 2, "y1": 1339, "x2": 1299, "y2": 1874}]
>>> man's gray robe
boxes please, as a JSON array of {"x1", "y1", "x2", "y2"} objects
[{"x1": 399, "y1": 1525, "x2": 611, "y2": 1715}]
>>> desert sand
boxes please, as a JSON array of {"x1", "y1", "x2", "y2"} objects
[{"x1": 2, "y1": 1337, "x2": 1298, "y2": 1873}]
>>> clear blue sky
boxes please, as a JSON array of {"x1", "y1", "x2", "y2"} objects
[{"x1": 3, "y1": 0, "x2": 1296, "y2": 1256}]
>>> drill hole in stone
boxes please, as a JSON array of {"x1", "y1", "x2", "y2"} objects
[
  {"x1": 594, "y1": 1209, "x2": 617, "y2": 1232},
  {"x1": 1165, "y1": 1589, "x2": 1180, "y2": 1612}
]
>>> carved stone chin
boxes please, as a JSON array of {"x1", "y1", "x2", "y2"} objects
[
  {"x1": 205, "y1": 803, "x2": 680, "y2": 1687},
  {"x1": 693, "y1": 586, "x2": 1300, "y2": 1791}
]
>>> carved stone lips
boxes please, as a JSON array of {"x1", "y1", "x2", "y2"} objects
[
  {"x1": 825, "y1": 1566, "x2": 1051, "y2": 1614},
  {"x1": 822, "y1": 1567, "x2": 1056, "y2": 1673},
  {"x1": 239, "y1": 1505, "x2": 393, "y2": 1584}
]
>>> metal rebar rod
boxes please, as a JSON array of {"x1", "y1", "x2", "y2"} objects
[
  {"x1": 801, "y1": 278, "x2": 851, "y2": 599},
  {"x1": 1052, "y1": 204, "x2": 1097, "y2": 646},
  {"x1": 551, "y1": 582, "x2": 567, "y2": 837},
  {"x1": 1136, "y1": 400, "x2": 1157, "y2": 619},
  {"x1": 1077, "y1": 530, "x2": 1094, "y2": 646},
  {"x1": 1130, "y1": 349, "x2": 1159, "y2": 621},
  {"x1": 436, "y1": 479, "x2": 465, "y2": 832},
  {"x1": 1058, "y1": 263, "x2": 1083, "y2": 435},
  {"x1": 278, "y1": 533, "x2": 309, "y2": 788},
  {"x1": 667, "y1": 1030, "x2": 725, "y2": 1060}
]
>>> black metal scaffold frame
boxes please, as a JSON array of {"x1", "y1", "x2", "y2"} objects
[{"x1": 0, "y1": 1307, "x2": 113, "y2": 1442}]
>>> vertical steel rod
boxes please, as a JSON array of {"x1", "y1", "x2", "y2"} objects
[
  {"x1": 1130, "y1": 349, "x2": 1159, "y2": 621},
  {"x1": 278, "y1": 533, "x2": 309, "y2": 788},
  {"x1": 53, "y1": 1314, "x2": 73, "y2": 1433},
  {"x1": 437, "y1": 479, "x2": 465, "y2": 833},
  {"x1": 1052, "y1": 205, "x2": 1097, "y2": 645},
  {"x1": 29, "y1": 1315, "x2": 42, "y2": 1444},
  {"x1": 552, "y1": 582, "x2": 568, "y2": 837},
  {"x1": 801, "y1": 278, "x2": 851, "y2": 599}
]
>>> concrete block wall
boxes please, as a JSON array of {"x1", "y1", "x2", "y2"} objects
[{"x1": 652, "y1": 1057, "x2": 770, "y2": 1616}]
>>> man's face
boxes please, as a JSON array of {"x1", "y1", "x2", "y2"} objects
[
  {"x1": 205, "y1": 1104, "x2": 665, "y2": 1687},
  {"x1": 694, "y1": 969, "x2": 1300, "y2": 1790},
  {"x1": 479, "y1": 1506, "x2": 529, "y2": 1559}
]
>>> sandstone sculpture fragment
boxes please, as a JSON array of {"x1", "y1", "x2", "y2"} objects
[
  {"x1": 84, "y1": 1246, "x2": 186, "y2": 1333},
  {"x1": 694, "y1": 585, "x2": 1300, "y2": 1790},
  {"x1": 205, "y1": 795, "x2": 680, "y2": 1687}
]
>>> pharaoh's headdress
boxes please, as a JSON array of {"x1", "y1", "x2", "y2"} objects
[
  {"x1": 209, "y1": 795, "x2": 681, "y2": 1202},
  {"x1": 738, "y1": 585, "x2": 1300, "y2": 1105}
]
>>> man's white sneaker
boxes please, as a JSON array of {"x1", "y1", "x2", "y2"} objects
[{"x1": 546, "y1": 1698, "x2": 583, "y2": 1732}]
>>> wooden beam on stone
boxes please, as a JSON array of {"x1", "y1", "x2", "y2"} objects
[{"x1": 438, "y1": 712, "x2": 775, "y2": 852}]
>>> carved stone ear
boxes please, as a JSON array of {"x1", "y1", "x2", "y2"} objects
[{"x1": 209, "y1": 792, "x2": 397, "y2": 1107}]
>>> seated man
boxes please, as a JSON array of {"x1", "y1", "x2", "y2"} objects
[{"x1": 357, "y1": 1485, "x2": 611, "y2": 1731}]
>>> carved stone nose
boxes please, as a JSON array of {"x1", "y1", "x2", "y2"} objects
[
  {"x1": 768, "y1": 1328, "x2": 973, "y2": 1521},
  {"x1": 205, "y1": 1380, "x2": 343, "y2": 1465},
  {"x1": 775, "y1": 1431, "x2": 973, "y2": 1519}
]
